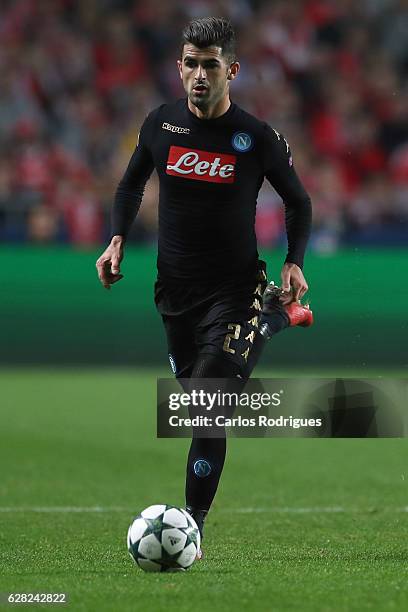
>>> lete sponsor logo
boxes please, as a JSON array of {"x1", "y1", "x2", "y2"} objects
[{"x1": 166, "y1": 146, "x2": 236, "y2": 183}]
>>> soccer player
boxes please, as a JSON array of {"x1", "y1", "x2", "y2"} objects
[{"x1": 96, "y1": 17, "x2": 313, "y2": 553}]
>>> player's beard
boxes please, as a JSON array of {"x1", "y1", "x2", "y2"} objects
[
  {"x1": 188, "y1": 88, "x2": 211, "y2": 111},
  {"x1": 188, "y1": 83, "x2": 225, "y2": 113}
]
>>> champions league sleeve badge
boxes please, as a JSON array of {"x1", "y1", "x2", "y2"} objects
[{"x1": 168, "y1": 353, "x2": 177, "y2": 374}]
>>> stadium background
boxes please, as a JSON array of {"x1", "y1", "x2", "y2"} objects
[
  {"x1": 1, "y1": 0, "x2": 407, "y2": 368},
  {"x1": 1, "y1": 2, "x2": 408, "y2": 610}
]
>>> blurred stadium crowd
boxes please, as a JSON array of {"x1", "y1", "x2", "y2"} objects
[{"x1": 0, "y1": 0, "x2": 407, "y2": 250}]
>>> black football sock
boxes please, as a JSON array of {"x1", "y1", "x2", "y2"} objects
[
  {"x1": 185, "y1": 505, "x2": 208, "y2": 539},
  {"x1": 185, "y1": 436, "x2": 226, "y2": 535},
  {"x1": 184, "y1": 354, "x2": 244, "y2": 528},
  {"x1": 259, "y1": 306, "x2": 289, "y2": 339}
]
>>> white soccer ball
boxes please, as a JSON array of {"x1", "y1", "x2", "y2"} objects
[{"x1": 127, "y1": 504, "x2": 201, "y2": 572}]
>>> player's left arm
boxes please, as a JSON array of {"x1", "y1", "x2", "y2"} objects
[{"x1": 262, "y1": 125, "x2": 312, "y2": 302}]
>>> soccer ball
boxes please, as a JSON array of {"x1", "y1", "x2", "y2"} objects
[{"x1": 127, "y1": 504, "x2": 201, "y2": 572}]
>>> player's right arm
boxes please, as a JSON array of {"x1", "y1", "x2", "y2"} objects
[{"x1": 96, "y1": 112, "x2": 156, "y2": 289}]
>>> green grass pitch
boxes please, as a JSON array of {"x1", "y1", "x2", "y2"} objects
[{"x1": 0, "y1": 369, "x2": 407, "y2": 611}]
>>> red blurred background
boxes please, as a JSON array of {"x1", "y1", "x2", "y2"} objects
[{"x1": 0, "y1": 0, "x2": 407, "y2": 251}]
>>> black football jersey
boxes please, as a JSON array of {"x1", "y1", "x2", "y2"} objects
[{"x1": 112, "y1": 98, "x2": 312, "y2": 281}]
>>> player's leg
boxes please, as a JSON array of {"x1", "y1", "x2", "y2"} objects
[
  {"x1": 154, "y1": 276, "x2": 200, "y2": 380},
  {"x1": 184, "y1": 274, "x2": 314, "y2": 544},
  {"x1": 184, "y1": 352, "x2": 244, "y2": 539},
  {"x1": 184, "y1": 269, "x2": 314, "y2": 537},
  {"x1": 155, "y1": 283, "x2": 241, "y2": 545},
  {"x1": 160, "y1": 313, "x2": 197, "y2": 380},
  {"x1": 184, "y1": 268, "x2": 269, "y2": 537}
]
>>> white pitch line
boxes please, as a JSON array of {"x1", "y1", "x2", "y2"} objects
[
  {"x1": 231, "y1": 507, "x2": 346, "y2": 514},
  {"x1": 229, "y1": 506, "x2": 408, "y2": 513},
  {"x1": 0, "y1": 506, "x2": 407, "y2": 514},
  {"x1": 0, "y1": 506, "x2": 129, "y2": 513}
]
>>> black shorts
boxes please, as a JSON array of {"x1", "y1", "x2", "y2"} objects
[{"x1": 154, "y1": 260, "x2": 268, "y2": 379}]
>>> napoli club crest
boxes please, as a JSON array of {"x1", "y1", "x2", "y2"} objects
[
  {"x1": 193, "y1": 459, "x2": 212, "y2": 478},
  {"x1": 232, "y1": 131, "x2": 253, "y2": 152}
]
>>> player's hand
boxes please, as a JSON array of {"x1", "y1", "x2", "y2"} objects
[
  {"x1": 96, "y1": 236, "x2": 125, "y2": 290},
  {"x1": 280, "y1": 262, "x2": 308, "y2": 304}
]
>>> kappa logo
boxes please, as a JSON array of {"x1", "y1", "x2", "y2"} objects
[
  {"x1": 166, "y1": 146, "x2": 236, "y2": 184},
  {"x1": 162, "y1": 122, "x2": 190, "y2": 134}
]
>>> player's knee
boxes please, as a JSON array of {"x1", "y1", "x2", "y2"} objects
[
  {"x1": 191, "y1": 352, "x2": 244, "y2": 379},
  {"x1": 185, "y1": 354, "x2": 247, "y2": 426}
]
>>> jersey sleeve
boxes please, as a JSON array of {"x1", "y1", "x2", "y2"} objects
[
  {"x1": 262, "y1": 124, "x2": 312, "y2": 269},
  {"x1": 110, "y1": 110, "x2": 157, "y2": 239}
]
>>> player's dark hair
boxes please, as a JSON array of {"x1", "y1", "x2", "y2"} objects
[{"x1": 181, "y1": 17, "x2": 236, "y2": 63}]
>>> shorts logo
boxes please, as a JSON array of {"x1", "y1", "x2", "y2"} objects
[
  {"x1": 193, "y1": 459, "x2": 212, "y2": 478},
  {"x1": 232, "y1": 132, "x2": 253, "y2": 152},
  {"x1": 166, "y1": 146, "x2": 236, "y2": 184},
  {"x1": 168, "y1": 353, "x2": 177, "y2": 374}
]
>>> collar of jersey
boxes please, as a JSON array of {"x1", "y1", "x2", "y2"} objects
[{"x1": 184, "y1": 98, "x2": 235, "y2": 125}]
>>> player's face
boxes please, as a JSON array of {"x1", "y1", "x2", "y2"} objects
[{"x1": 178, "y1": 44, "x2": 238, "y2": 111}]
